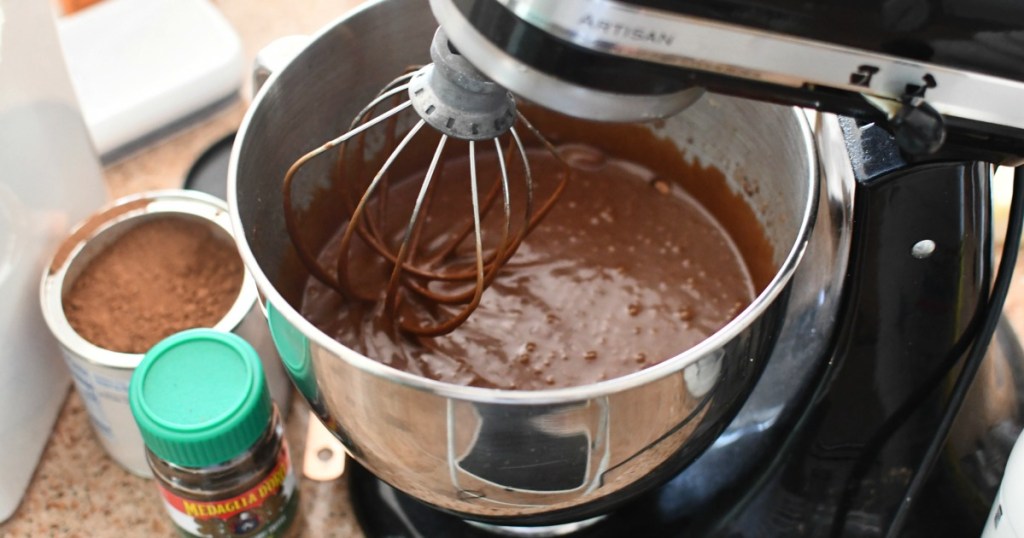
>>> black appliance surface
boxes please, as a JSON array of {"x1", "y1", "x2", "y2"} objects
[
  {"x1": 184, "y1": 132, "x2": 235, "y2": 200},
  {"x1": 623, "y1": 0, "x2": 1024, "y2": 83}
]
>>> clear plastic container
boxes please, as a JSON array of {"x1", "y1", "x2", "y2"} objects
[{"x1": 0, "y1": 0, "x2": 107, "y2": 521}]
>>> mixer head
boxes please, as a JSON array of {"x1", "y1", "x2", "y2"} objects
[
  {"x1": 282, "y1": 29, "x2": 569, "y2": 337},
  {"x1": 428, "y1": 0, "x2": 1024, "y2": 163}
]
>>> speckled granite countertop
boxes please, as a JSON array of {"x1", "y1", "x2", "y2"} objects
[
  {"x1": 1, "y1": 1, "x2": 367, "y2": 536},
  {"x1": 5, "y1": 1, "x2": 1024, "y2": 536}
]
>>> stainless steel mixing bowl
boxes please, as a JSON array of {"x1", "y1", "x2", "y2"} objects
[{"x1": 228, "y1": 0, "x2": 828, "y2": 524}]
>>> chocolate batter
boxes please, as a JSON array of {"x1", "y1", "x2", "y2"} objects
[{"x1": 299, "y1": 127, "x2": 770, "y2": 390}]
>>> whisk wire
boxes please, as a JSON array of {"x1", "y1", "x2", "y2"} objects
[
  {"x1": 398, "y1": 140, "x2": 490, "y2": 336},
  {"x1": 513, "y1": 114, "x2": 571, "y2": 238},
  {"x1": 283, "y1": 57, "x2": 571, "y2": 336},
  {"x1": 384, "y1": 134, "x2": 449, "y2": 319},
  {"x1": 343, "y1": 70, "x2": 420, "y2": 242},
  {"x1": 336, "y1": 119, "x2": 428, "y2": 299},
  {"x1": 282, "y1": 99, "x2": 413, "y2": 291},
  {"x1": 399, "y1": 135, "x2": 517, "y2": 308},
  {"x1": 422, "y1": 136, "x2": 516, "y2": 267}
]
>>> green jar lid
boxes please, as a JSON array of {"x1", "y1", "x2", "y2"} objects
[{"x1": 129, "y1": 329, "x2": 271, "y2": 468}]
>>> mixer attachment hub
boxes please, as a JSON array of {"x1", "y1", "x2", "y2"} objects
[{"x1": 408, "y1": 30, "x2": 517, "y2": 141}]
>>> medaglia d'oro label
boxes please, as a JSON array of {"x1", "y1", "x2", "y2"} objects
[{"x1": 157, "y1": 446, "x2": 297, "y2": 537}]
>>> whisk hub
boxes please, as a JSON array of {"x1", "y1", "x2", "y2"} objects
[{"x1": 408, "y1": 29, "x2": 516, "y2": 141}]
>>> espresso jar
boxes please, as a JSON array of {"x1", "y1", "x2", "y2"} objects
[{"x1": 129, "y1": 329, "x2": 297, "y2": 537}]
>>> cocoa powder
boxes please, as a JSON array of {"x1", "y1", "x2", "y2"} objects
[{"x1": 63, "y1": 216, "x2": 244, "y2": 353}]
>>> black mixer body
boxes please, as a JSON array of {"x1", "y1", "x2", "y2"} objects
[
  {"x1": 436, "y1": 0, "x2": 1024, "y2": 164},
  {"x1": 344, "y1": 1, "x2": 1024, "y2": 536},
  {"x1": 707, "y1": 120, "x2": 1010, "y2": 537}
]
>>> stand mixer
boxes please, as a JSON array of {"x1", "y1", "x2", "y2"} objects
[{"x1": 228, "y1": 0, "x2": 1024, "y2": 535}]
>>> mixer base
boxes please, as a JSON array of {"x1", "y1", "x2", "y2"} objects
[
  {"x1": 349, "y1": 319, "x2": 1024, "y2": 537},
  {"x1": 348, "y1": 461, "x2": 705, "y2": 537}
]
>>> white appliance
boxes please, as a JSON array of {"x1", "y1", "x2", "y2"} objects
[
  {"x1": 58, "y1": 0, "x2": 244, "y2": 161},
  {"x1": 0, "y1": 0, "x2": 107, "y2": 522},
  {"x1": 986, "y1": 431, "x2": 1024, "y2": 537}
]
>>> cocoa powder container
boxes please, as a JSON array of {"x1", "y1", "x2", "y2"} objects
[{"x1": 40, "y1": 190, "x2": 291, "y2": 477}]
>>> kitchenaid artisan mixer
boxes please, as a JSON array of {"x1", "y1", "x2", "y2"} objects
[{"x1": 228, "y1": 0, "x2": 1024, "y2": 536}]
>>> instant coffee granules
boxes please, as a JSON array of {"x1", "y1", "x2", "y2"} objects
[{"x1": 63, "y1": 216, "x2": 243, "y2": 353}]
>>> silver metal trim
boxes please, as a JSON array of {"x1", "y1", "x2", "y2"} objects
[
  {"x1": 434, "y1": 0, "x2": 1024, "y2": 130},
  {"x1": 429, "y1": 0, "x2": 704, "y2": 121}
]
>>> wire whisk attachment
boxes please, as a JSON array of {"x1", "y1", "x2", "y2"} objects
[{"x1": 283, "y1": 29, "x2": 569, "y2": 337}]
